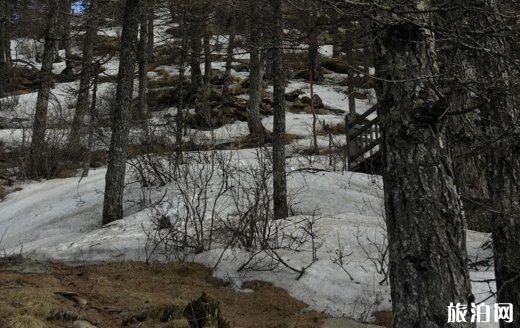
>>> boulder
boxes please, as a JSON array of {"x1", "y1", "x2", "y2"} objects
[
  {"x1": 233, "y1": 63, "x2": 249, "y2": 73},
  {"x1": 300, "y1": 94, "x2": 324, "y2": 108},
  {"x1": 285, "y1": 89, "x2": 305, "y2": 102}
]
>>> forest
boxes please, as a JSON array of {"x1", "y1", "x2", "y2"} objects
[{"x1": 0, "y1": 0, "x2": 519, "y2": 328}]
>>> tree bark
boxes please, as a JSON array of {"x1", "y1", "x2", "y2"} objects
[
  {"x1": 201, "y1": 20, "x2": 211, "y2": 127},
  {"x1": 137, "y1": 0, "x2": 148, "y2": 119},
  {"x1": 272, "y1": 0, "x2": 287, "y2": 220},
  {"x1": 61, "y1": 0, "x2": 73, "y2": 77},
  {"x1": 308, "y1": 18, "x2": 321, "y2": 82},
  {"x1": 0, "y1": 0, "x2": 10, "y2": 98},
  {"x1": 434, "y1": 8, "x2": 492, "y2": 233},
  {"x1": 248, "y1": 1, "x2": 267, "y2": 139},
  {"x1": 189, "y1": 12, "x2": 202, "y2": 95},
  {"x1": 373, "y1": 1, "x2": 474, "y2": 327},
  {"x1": 345, "y1": 37, "x2": 356, "y2": 115},
  {"x1": 69, "y1": 0, "x2": 99, "y2": 151},
  {"x1": 146, "y1": 0, "x2": 155, "y2": 62},
  {"x1": 473, "y1": 2, "x2": 520, "y2": 326},
  {"x1": 29, "y1": 0, "x2": 59, "y2": 179},
  {"x1": 102, "y1": 0, "x2": 141, "y2": 225},
  {"x1": 222, "y1": 16, "x2": 235, "y2": 96}
]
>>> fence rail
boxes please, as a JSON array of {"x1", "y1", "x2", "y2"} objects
[{"x1": 346, "y1": 104, "x2": 382, "y2": 173}]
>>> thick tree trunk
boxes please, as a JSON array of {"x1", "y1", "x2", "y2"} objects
[
  {"x1": 146, "y1": 0, "x2": 155, "y2": 62},
  {"x1": 436, "y1": 22, "x2": 492, "y2": 233},
  {"x1": 137, "y1": 0, "x2": 148, "y2": 119},
  {"x1": 248, "y1": 1, "x2": 267, "y2": 139},
  {"x1": 373, "y1": 2, "x2": 474, "y2": 327},
  {"x1": 272, "y1": 0, "x2": 287, "y2": 219},
  {"x1": 69, "y1": 0, "x2": 99, "y2": 150},
  {"x1": 102, "y1": 0, "x2": 141, "y2": 225},
  {"x1": 473, "y1": 2, "x2": 520, "y2": 326},
  {"x1": 29, "y1": 1, "x2": 59, "y2": 179}
]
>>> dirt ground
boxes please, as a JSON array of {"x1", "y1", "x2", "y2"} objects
[{"x1": 0, "y1": 259, "x2": 331, "y2": 328}]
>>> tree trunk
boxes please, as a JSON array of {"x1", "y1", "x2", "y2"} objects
[
  {"x1": 69, "y1": 0, "x2": 99, "y2": 150},
  {"x1": 222, "y1": 16, "x2": 235, "y2": 96},
  {"x1": 308, "y1": 21, "x2": 321, "y2": 82},
  {"x1": 272, "y1": 0, "x2": 287, "y2": 220},
  {"x1": 0, "y1": 0, "x2": 9, "y2": 98},
  {"x1": 62, "y1": 0, "x2": 73, "y2": 77},
  {"x1": 2, "y1": 0, "x2": 11, "y2": 69},
  {"x1": 473, "y1": 2, "x2": 520, "y2": 326},
  {"x1": 201, "y1": 21, "x2": 211, "y2": 127},
  {"x1": 189, "y1": 15, "x2": 202, "y2": 95},
  {"x1": 176, "y1": 29, "x2": 188, "y2": 166},
  {"x1": 248, "y1": 1, "x2": 267, "y2": 139},
  {"x1": 82, "y1": 63, "x2": 100, "y2": 178},
  {"x1": 435, "y1": 8, "x2": 492, "y2": 233},
  {"x1": 29, "y1": 1, "x2": 59, "y2": 179},
  {"x1": 345, "y1": 37, "x2": 356, "y2": 115},
  {"x1": 146, "y1": 0, "x2": 155, "y2": 62},
  {"x1": 137, "y1": 0, "x2": 148, "y2": 119},
  {"x1": 373, "y1": 2, "x2": 474, "y2": 327},
  {"x1": 102, "y1": 0, "x2": 141, "y2": 225}
]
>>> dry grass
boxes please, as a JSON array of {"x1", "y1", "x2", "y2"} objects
[
  {"x1": 0, "y1": 261, "x2": 328, "y2": 328},
  {"x1": 0, "y1": 186, "x2": 8, "y2": 200},
  {"x1": 6, "y1": 315, "x2": 48, "y2": 328},
  {"x1": 372, "y1": 310, "x2": 392, "y2": 328}
]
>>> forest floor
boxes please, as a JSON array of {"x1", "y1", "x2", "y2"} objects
[{"x1": 0, "y1": 259, "x2": 334, "y2": 328}]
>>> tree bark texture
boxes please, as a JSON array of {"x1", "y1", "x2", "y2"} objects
[
  {"x1": 69, "y1": 0, "x2": 99, "y2": 150},
  {"x1": 373, "y1": 1, "x2": 474, "y2": 327},
  {"x1": 472, "y1": 1, "x2": 520, "y2": 326},
  {"x1": 137, "y1": 0, "x2": 148, "y2": 119},
  {"x1": 189, "y1": 12, "x2": 202, "y2": 95},
  {"x1": 102, "y1": 0, "x2": 141, "y2": 225},
  {"x1": 248, "y1": 1, "x2": 267, "y2": 139},
  {"x1": 29, "y1": 0, "x2": 59, "y2": 179},
  {"x1": 272, "y1": 0, "x2": 287, "y2": 220}
]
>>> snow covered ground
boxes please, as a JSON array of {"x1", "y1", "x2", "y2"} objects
[
  {"x1": 0, "y1": 12, "x2": 499, "y2": 328},
  {"x1": 0, "y1": 155, "x2": 497, "y2": 327}
]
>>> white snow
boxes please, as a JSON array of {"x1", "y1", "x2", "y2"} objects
[{"x1": 0, "y1": 19, "x2": 499, "y2": 328}]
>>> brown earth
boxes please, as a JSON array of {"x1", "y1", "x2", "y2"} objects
[{"x1": 0, "y1": 260, "x2": 330, "y2": 328}]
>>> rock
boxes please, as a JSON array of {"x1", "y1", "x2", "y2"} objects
[
  {"x1": 73, "y1": 320, "x2": 98, "y2": 328},
  {"x1": 233, "y1": 63, "x2": 249, "y2": 73},
  {"x1": 322, "y1": 318, "x2": 384, "y2": 328},
  {"x1": 316, "y1": 108, "x2": 331, "y2": 115},
  {"x1": 293, "y1": 99, "x2": 306, "y2": 109},
  {"x1": 285, "y1": 89, "x2": 305, "y2": 102},
  {"x1": 300, "y1": 94, "x2": 324, "y2": 108},
  {"x1": 313, "y1": 94, "x2": 325, "y2": 108}
]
